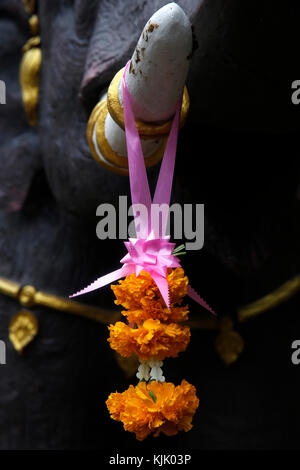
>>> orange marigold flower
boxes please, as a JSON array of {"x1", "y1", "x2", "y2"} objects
[
  {"x1": 111, "y1": 271, "x2": 154, "y2": 310},
  {"x1": 167, "y1": 268, "x2": 189, "y2": 304},
  {"x1": 111, "y1": 268, "x2": 189, "y2": 324},
  {"x1": 124, "y1": 304, "x2": 189, "y2": 325},
  {"x1": 108, "y1": 319, "x2": 190, "y2": 361},
  {"x1": 106, "y1": 380, "x2": 199, "y2": 441}
]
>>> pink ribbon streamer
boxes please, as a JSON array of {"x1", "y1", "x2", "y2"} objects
[{"x1": 70, "y1": 61, "x2": 215, "y2": 314}]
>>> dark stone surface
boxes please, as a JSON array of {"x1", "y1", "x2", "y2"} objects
[{"x1": 0, "y1": 0, "x2": 299, "y2": 450}]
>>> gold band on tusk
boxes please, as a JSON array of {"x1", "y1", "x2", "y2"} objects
[
  {"x1": 107, "y1": 68, "x2": 190, "y2": 139},
  {"x1": 86, "y1": 100, "x2": 167, "y2": 175}
]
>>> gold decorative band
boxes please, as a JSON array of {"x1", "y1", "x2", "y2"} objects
[
  {"x1": 0, "y1": 273, "x2": 299, "y2": 365},
  {"x1": 237, "y1": 274, "x2": 300, "y2": 322},
  {"x1": 1, "y1": 274, "x2": 298, "y2": 328},
  {"x1": 0, "y1": 277, "x2": 121, "y2": 325},
  {"x1": 86, "y1": 100, "x2": 167, "y2": 175},
  {"x1": 107, "y1": 67, "x2": 190, "y2": 139},
  {"x1": 86, "y1": 101, "x2": 128, "y2": 175}
]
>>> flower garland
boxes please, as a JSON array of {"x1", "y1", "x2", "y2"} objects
[
  {"x1": 70, "y1": 62, "x2": 213, "y2": 440},
  {"x1": 106, "y1": 268, "x2": 199, "y2": 440}
]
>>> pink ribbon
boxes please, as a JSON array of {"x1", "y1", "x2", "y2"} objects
[{"x1": 70, "y1": 61, "x2": 215, "y2": 314}]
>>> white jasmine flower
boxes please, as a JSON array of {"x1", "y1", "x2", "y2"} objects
[
  {"x1": 148, "y1": 358, "x2": 165, "y2": 382},
  {"x1": 136, "y1": 360, "x2": 150, "y2": 381}
]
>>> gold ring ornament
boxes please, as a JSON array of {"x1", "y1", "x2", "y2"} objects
[
  {"x1": 87, "y1": 1, "x2": 191, "y2": 175},
  {"x1": 86, "y1": 66, "x2": 190, "y2": 175},
  {"x1": 107, "y1": 68, "x2": 190, "y2": 139},
  {"x1": 86, "y1": 100, "x2": 167, "y2": 175}
]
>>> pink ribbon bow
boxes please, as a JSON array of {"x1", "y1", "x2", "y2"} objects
[{"x1": 70, "y1": 61, "x2": 215, "y2": 314}]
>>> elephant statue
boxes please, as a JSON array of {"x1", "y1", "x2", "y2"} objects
[{"x1": 0, "y1": 0, "x2": 299, "y2": 450}]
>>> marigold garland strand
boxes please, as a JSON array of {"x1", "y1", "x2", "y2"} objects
[{"x1": 106, "y1": 268, "x2": 199, "y2": 440}]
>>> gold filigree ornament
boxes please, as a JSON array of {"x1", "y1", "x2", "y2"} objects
[
  {"x1": 9, "y1": 310, "x2": 38, "y2": 353},
  {"x1": 20, "y1": 3, "x2": 41, "y2": 126}
]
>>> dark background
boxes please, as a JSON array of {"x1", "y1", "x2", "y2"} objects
[{"x1": 0, "y1": 0, "x2": 299, "y2": 450}]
